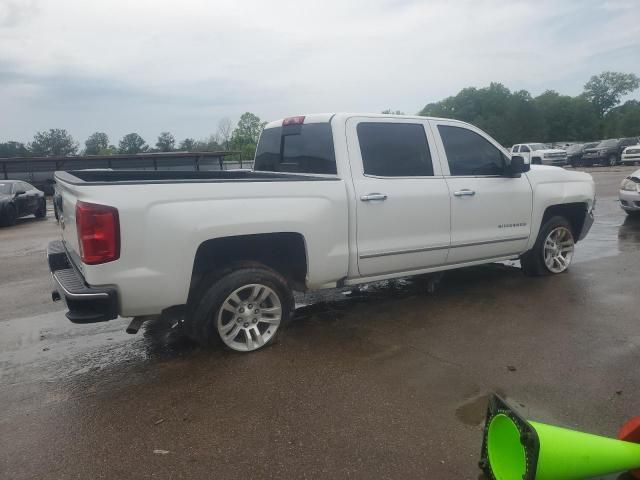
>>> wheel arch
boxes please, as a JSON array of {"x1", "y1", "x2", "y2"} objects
[
  {"x1": 540, "y1": 203, "x2": 589, "y2": 242},
  {"x1": 188, "y1": 232, "x2": 308, "y2": 302}
]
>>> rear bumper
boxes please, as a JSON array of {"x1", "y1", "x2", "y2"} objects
[{"x1": 47, "y1": 240, "x2": 119, "y2": 323}]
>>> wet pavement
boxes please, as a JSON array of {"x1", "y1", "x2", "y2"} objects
[{"x1": 1, "y1": 167, "x2": 639, "y2": 479}]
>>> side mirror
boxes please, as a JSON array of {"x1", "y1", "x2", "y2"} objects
[
  {"x1": 14, "y1": 189, "x2": 26, "y2": 197},
  {"x1": 507, "y1": 155, "x2": 530, "y2": 176}
]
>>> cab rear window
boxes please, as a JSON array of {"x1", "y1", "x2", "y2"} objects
[{"x1": 254, "y1": 123, "x2": 337, "y2": 174}]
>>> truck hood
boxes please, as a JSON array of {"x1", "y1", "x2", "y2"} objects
[
  {"x1": 535, "y1": 148, "x2": 566, "y2": 155},
  {"x1": 584, "y1": 147, "x2": 612, "y2": 154},
  {"x1": 528, "y1": 164, "x2": 594, "y2": 183}
]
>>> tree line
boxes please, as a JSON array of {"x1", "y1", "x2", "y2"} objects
[
  {"x1": 0, "y1": 112, "x2": 266, "y2": 160},
  {"x1": 1, "y1": 72, "x2": 638, "y2": 160},
  {"x1": 418, "y1": 71, "x2": 640, "y2": 146}
]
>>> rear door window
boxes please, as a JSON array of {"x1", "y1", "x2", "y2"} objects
[
  {"x1": 357, "y1": 123, "x2": 433, "y2": 177},
  {"x1": 254, "y1": 123, "x2": 336, "y2": 174}
]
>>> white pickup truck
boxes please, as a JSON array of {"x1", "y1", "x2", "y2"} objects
[{"x1": 48, "y1": 113, "x2": 595, "y2": 352}]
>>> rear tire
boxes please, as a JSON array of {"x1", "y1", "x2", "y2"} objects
[
  {"x1": 570, "y1": 158, "x2": 580, "y2": 168},
  {"x1": 521, "y1": 216, "x2": 575, "y2": 276},
  {"x1": 532, "y1": 157, "x2": 542, "y2": 165},
  {"x1": 186, "y1": 264, "x2": 294, "y2": 352}
]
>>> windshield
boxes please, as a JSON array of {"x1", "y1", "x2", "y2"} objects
[
  {"x1": 566, "y1": 144, "x2": 583, "y2": 153},
  {"x1": 0, "y1": 183, "x2": 12, "y2": 194},
  {"x1": 529, "y1": 143, "x2": 547, "y2": 151},
  {"x1": 597, "y1": 139, "x2": 618, "y2": 148}
]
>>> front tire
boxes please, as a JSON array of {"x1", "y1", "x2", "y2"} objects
[
  {"x1": 521, "y1": 216, "x2": 575, "y2": 276},
  {"x1": 607, "y1": 154, "x2": 617, "y2": 167},
  {"x1": 187, "y1": 265, "x2": 294, "y2": 352},
  {"x1": 35, "y1": 199, "x2": 46, "y2": 219},
  {"x1": 1, "y1": 205, "x2": 17, "y2": 227}
]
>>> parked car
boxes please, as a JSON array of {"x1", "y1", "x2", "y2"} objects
[
  {"x1": 0, "y1": 180, "x2": 47, "y2": 226},
  {"x1": 510, "y1": 143, "x2": 568, "y2": 166},
  {"x1": 582, "y1": 138, "x2": 639, "y2": 166},
  {"x1": 621, "y1": 145, "x2": 640, "y2": 165},
  {"x1": 48, "y1": 113, "x2": 595, "y2": 353},
  {"x1": 566, "y1": 142, "x2": 599, "y2": 168},
  {"x1": 619, "y1": 168, "x2": 640, "y2": 216}
]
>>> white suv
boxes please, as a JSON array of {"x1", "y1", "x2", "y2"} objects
[{"x1": 511, "y1": 143, "x2": 568, "y2": 166}]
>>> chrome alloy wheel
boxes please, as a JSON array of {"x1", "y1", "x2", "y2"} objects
[
  {"x1": 543, "y1": 226, "x2": 574, "y2": 273},
  {"x1": 216, "y1": 284, "x2": 282, "y2": 352}
]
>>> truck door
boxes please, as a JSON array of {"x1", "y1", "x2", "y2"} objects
[
  {"x1": 430, "y1": 120, "x2": 532, "y2": 264},
  {"x1": 346, "y1": 117, "x2": 451, "y2": 277}
]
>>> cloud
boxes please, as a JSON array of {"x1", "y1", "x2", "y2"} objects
[
  {"x1": 0, "y1": 0, "x2": 38, "y2": 28},
  {"x1": 0, "y1": 0, "x2": 639, "y2": 143}
]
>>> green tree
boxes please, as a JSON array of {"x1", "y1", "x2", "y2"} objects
[
  {"x1": 100, "y1": 145, "x2": 118, "y2": 155},
  {"x1": 194, "y1": 135, "x2": 222, "y2": 152},
  {"x1": 118, "y1": 133, "x2": 148, "y2": 154},
  {"x1": 230, "y1": 112, "x2": 266, "y2": 160},
  {"x1": 156, "y1": 131, "x2": 176, "y2": 152},
  {"x1": 232, "y1": 112, "x2": 266, "y2": 145},
  {"x1": 583, "y1": 71, "x2": 640, "y2": 118},
  {"x1": 179, "y1": 138, "x2": 196, "y2": 151},
  {"x1": 29, "y1": 129, "x2": 79, "y2": 156},
  {"x1": 84, "y1": 132, "x2": 109, "y2": 155},
  {"x1": 602, "y1": 100, "x2": 640, "y2": 138},
  {"x1": 419, "y1": 82, "x2": 542, "y2": 146},
  {"x1": 0, "y1": 141, "x2": 30, "y2": 158}
]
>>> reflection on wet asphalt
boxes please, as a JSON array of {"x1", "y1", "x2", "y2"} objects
[{"x1": 1, "y1": 171, "x2": 639, "y2": 479}]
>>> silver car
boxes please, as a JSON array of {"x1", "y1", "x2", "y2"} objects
[{"x1": 619, "y1": 168, "x2": 640, "y2": 216}]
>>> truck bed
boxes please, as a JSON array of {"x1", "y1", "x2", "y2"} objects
[{"x1": 55, "y1": 169, "x2": 338, "y2": 185}]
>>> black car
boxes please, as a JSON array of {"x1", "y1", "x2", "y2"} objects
[
  {"x1": 582, "y1": 138, "x2": 640, "y2": 166},
  {"x1": 0, "y1": 180, "x2": 47, "y2": 226},
  {"x1": 566, "y1": 142, "x2": 599, "y2": 167}
]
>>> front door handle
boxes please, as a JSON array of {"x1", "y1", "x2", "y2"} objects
[
  {"x1": 453, "y1": 189, "x2": 476, "y2": 197},
  {"x1": 360, "y1": 193, "x2": 388, "y2": 202}
]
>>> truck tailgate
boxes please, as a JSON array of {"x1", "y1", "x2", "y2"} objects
[{"x1": 54, "y1": 179, "x2": 82, "y2": 262}]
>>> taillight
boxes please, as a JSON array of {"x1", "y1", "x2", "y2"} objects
[
  {"x1": 76, "y1": 201, "x2": 120, "y2": 265},
  {"x1": 282, "y1": 116, "x2": 305, "y2": 126}
]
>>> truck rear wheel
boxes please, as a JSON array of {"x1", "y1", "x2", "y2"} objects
[
  {"x1": 521, "y1": 216, "x2": 575, "y2": 276},
  {"x1": 187, "y1": 264, "x2": 294, "y2": 352}
]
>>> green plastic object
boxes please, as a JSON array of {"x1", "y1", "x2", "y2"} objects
[{"x1": 481, "y1": 394, "x2": 640, "y2": 480}]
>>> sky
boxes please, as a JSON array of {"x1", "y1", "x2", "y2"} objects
[{"x1": 1, "y1": 0, "x2": 639, "y2": 146}]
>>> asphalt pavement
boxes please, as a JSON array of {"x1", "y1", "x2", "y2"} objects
[{"x1": 1, "y1": 166, "x2": 639, "y2": 479}]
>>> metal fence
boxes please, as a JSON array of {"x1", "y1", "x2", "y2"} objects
[{"x1": 0, "y1": 151, "x2": 246, "y2": 194}]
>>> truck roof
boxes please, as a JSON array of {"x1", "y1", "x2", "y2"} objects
[{"x1": 263, "y1": 113, "x2": 458, "y2": 130}]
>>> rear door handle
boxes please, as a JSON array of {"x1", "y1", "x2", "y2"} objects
[
  {"x1": 453, "y1": 189, "x2": 476, "y2": 197},
  {"x1": 360, "y1": 193, "x2": 388, "y2": 201}
]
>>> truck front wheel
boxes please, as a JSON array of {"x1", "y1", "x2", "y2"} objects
[
  {"x1": 521, "y1": 216, "x2": 575, "y2": 276},
  {"x1": 187, "y1": 265, "x2": 294, "y2": 352}
]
